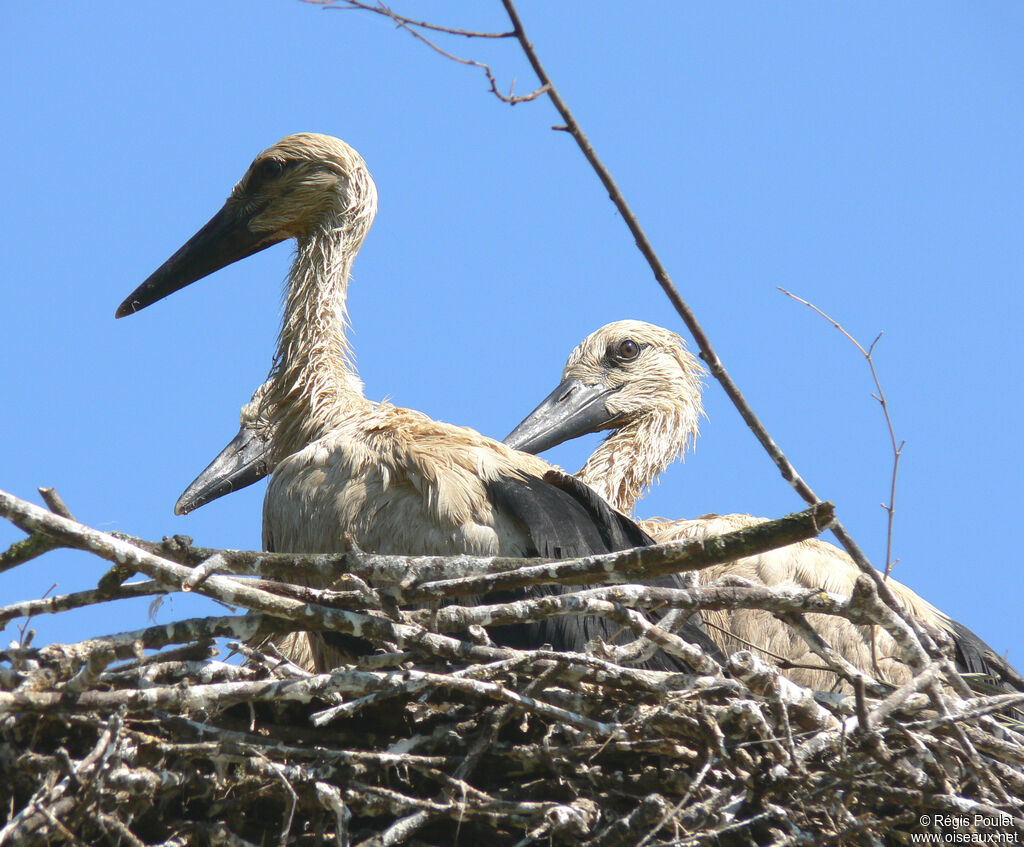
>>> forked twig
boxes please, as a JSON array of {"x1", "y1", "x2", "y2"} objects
[
  {"x1": 779, "y1": 287, "x2": 905, "y2": 579},
  {"x1": 307, "y1": 0, "x2": 545, "y2": 104},
  {"x1": 307, "y1": 0, "x2": 514, "y2": 39}
]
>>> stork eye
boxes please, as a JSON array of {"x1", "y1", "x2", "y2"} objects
[
  {"x1": 254, "y1": 158, "x2": 284, "y2": 181},
  {"x1": 615, "y1": 339, "x2": 640, "y2": 361}
]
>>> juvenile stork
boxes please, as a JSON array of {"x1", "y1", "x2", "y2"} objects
[
  {"x1": 504, "y1": 320, "x2": 1012, "y2": 691},
  {"x1": 116, "y1": 135, "x2": 719, "y2": 671}
]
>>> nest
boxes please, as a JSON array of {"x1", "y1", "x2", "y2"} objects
[{"x1": 1, "y1": 489, "x2": 1022, "y2": 846}]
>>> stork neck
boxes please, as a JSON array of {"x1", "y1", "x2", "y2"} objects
[
  {"x1": 577, "y1": 410, "x2": 692, "y2": 514},
  {"x1": 267, "y1": 213, "x2": 371, "y2": 455}
]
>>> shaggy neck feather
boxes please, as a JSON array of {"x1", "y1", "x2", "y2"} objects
[
  {"x1": 578, "y1": 408, "x2": 694, "y2": 514},
  {"x1": 267, "y1": 211, "x2": 371, "y2": 457}
]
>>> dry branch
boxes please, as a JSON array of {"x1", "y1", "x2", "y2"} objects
[
  {"x1": 0, "y1": 486, "x2": 834, "y2": 601},
  {"x1": 779, "y1": 287, "x2": 906, "y2": 579}
]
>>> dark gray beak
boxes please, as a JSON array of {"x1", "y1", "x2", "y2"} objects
[
  {"x1": 503, "y1": 377, "x2": 619, "y2": 454},
  {"x1": 116, "y1": 199, "x2": 282, "y2": 318},
  {"x1": 174, "y1": 423, "x2": 273, "y2": 515}
]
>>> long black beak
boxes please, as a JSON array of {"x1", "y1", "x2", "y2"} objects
[
  {"x1": 503, "y1": 377, "x2": 619, "y2": 454},
  {"x1": 174, "y1": 423, "x2": 273, "y2": 515},
  {"x1": 116, "y1": 199, "x2": 282, "y2": 318}
]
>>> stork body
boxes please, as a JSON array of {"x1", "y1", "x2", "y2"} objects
[
  {"x1": 118, "y1": 135, "x2": 717, "y2": 672},
  {"x1": 504, "y1": 320, "x2": 1010, "y2": 691}
]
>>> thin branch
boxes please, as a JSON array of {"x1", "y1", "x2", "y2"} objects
[
  {"x1": 308, "y1": 0, "x2": 514, "y2": 38},
  {"x1": 311, "y1": 0, "x2": 545, "y2": 103},
  {"x1": 0, "y1": 531, "x2": 62, "y2": 575},
  {"x1": 494, "y1": 1, "x2": 914, "y2": 621},
  {"x1": 0, "y1": 487, "x2": 76, "y2": 575},
  {"x1": 37, "y1": 487, "x2": 76, "y2": 520},
  {"x1": 105, "y1": 503, "x2": 839, "y2": 602},
  {"x1": 779, "y1": 287, "x2": 905, "y2": 579},
  {"x1": 0, "y1": 581, "x2": 167, "y2": 627},
  {"x1": 401, "y1": 501, "x2": 834, "y2": 603},
  {"x1": 496, "y1": 3, "x2": 817, "y2": 496}
]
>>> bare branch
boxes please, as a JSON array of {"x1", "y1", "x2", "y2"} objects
[
  {"x1": 0, "y1": 532, "x2": 61, "y2": 575},
  {"x1": 779, "y1": 287, "x2": 905, "y2": 578},
  {"x1": 1, "y1": 486, "x2": 833, "y2": 603},
  {"x1": 0, "y1": 580, "x2": 167, "y2": 627},
  {"x1": 37, "y1": 487, "x2": 75, "y2": 520},
  {"x1": 307, "y1": 0, "x2": 514, "y2": 39},
  {"x1": 309, "y1": 0, "x2": 545, "y2": 103},
  {"x1": 0, "y1": 488, "x2": 77, "y2": 575}
]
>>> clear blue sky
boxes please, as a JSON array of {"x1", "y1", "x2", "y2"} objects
[{"x1": 2, "y1": 2, "x2": 1021, "y2": 661}]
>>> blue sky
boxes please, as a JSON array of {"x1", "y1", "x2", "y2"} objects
[{"x1": 2, "y1": 2, "x2": 1021, "y2": 661}]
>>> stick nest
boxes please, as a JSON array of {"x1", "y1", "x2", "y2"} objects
[{"x1": 1, "y1": 491, "x2": 1022, "y2": 846}]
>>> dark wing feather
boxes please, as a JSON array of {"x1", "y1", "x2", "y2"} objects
[
  {"x1": 543, "y1": 469, "x2": 728, "y2": 664},
  {"x1": 949, "y1": 619, "x2": 1023, "y2": 692},
  {"x1": 484, "y1": 470, "x2": 726, "y2": 671},
  {"x1": 485, "y1": 468, "x2": 650, "y2": 558},
  {"x1": 541, "y1": 469, "x2": 654, "y2": 552}
]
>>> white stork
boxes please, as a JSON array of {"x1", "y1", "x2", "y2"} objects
[
  {"x1": 116, "y1": 135, "x2": 719, "y2": 671},
  {"x1": 503, "y1": 320, "x2": 1014, "y2": 691}
]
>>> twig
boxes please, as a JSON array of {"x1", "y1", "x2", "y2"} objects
[
  {"x1": 307, "y1": 0, "x2": 513, "y2": 38},
  {"x1": 404, "y1": 501, "x2": 833, "y2": 602},
  {"x1": 1, "y1": 485, "x2": 833, "y2": 604},
  {"x1": 0, "y1": 532, "x2": 62, "y2": 575},
  {"x1": 496, "y1": 5, "x2": 830, "y2": 516},
  {"x1": 311, "y1": 0, "x2": 544, "y2": 103},
  {"x1": 779, "y1": 288, "x2": 906, "y2": 579},
  {"x1": 355, "y1": 809, "x2": 436, "y2": 847},
  {"x1": 0, "y1": 581, "x2": 167, "y2": 627},
  {"x1": 37, "y1": 487, "x2": 75, "y2": 520},
  {"x1": 0, "y1": 488, "x2": 76, "y2": 576}
]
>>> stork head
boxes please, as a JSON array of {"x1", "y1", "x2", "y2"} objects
[
  {"x1": 504, "y1": 320, "x2": 705, "y2": 455},
  {"x1": 116, "y1": 133, "x2": 378, "y2": 317},
  {"x1": 174, "y1": 380, "x2": 276, "y2": 515}
]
